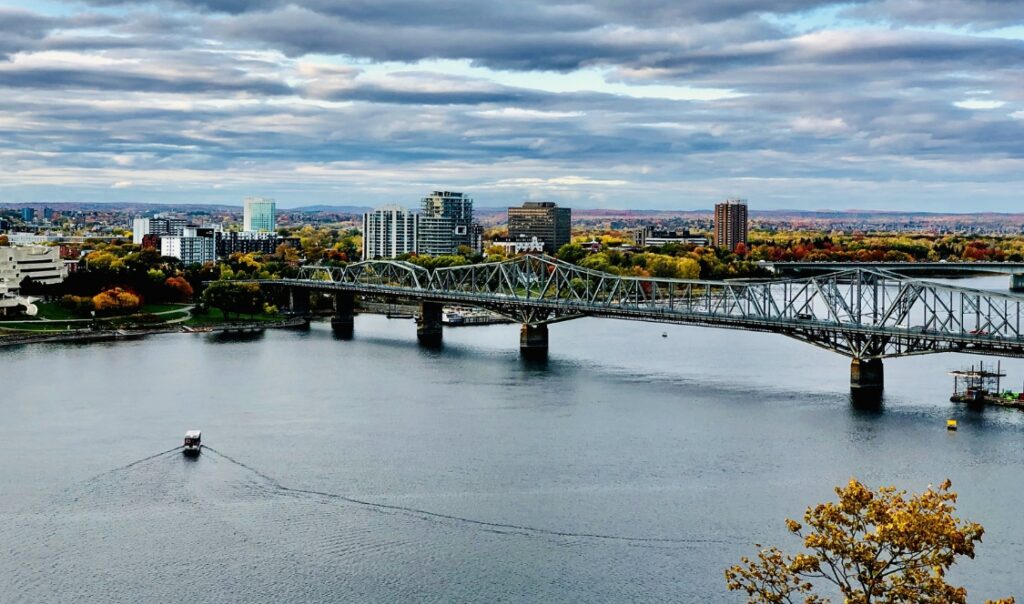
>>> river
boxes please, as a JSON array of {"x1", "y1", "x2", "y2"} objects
[{"x1": 1, "y1": 274, "x2": 1022, "y2": 602}]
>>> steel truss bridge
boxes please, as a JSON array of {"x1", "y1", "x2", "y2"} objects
[
  {"x1": 260, "y1": 254, "x2": 1024, "y2": 390},
  {"x1": 766, "y1": 261, "x2": 1024, "y2": 292}
]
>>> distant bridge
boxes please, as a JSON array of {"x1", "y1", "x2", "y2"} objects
[
  {"x1": 252, "y1": 255, "x2": 1024, "y2": 394},
  {"x1": 766, "y1": 261, "x2": 1024, "y2": 291}
]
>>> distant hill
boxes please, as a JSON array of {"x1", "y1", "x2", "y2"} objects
[{"x1": 288, "y1": 205, "x2": 372, "y2": 213}]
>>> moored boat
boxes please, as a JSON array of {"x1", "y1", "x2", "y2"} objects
[{"x1": 949, "y1": 362, "x2": 1024, "y2": 410}]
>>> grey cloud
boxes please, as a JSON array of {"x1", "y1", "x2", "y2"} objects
[
  {"x1": 82, "y1": 0, "x2": 844, "y2": 24},
  {"x1": 0, "y1": 67, "x2": 293, "y2": 95},
  {"x1": 215, "y1": 6, "x2": 784, "y2": 71},
  {"x1": 0, "y1": 9, "x2": 61, "y2": 59},
  {"x1": 2, "y1": 1, "x2": 1024, "y2": 210}
]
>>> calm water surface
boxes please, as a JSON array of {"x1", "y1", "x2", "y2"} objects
[{"x1": 2, "y1": 274, "x2": 1023, "y2": 602}]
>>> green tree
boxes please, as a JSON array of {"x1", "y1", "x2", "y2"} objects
[
  {"x1": 725, "y1": 479, "x2": 1013, "y2": 604},
  {"x1": 201, "y1": 281, "x2": 264, "y2": 320},
  {"x1": 556, "y1": 243, "x2": 587, "y2": 264}
]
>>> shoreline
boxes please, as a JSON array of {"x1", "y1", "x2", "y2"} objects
[{"x1": 0, "y1": 316, "x2": 309, "y2": 348}]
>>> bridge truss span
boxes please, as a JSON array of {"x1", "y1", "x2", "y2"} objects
[{"x1": 284, "y1": 254, "x2": 1024, "y2": 362}]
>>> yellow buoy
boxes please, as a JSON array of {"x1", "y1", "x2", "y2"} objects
[{"x1": 946, "y1": 419, "x2": 958, "y2": 431}]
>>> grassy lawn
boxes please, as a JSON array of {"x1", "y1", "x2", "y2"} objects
[
  {"x1": 30, "y1": 302, "x2": 81, "y2": 321},
  {"x1": 141, "y1": 303, "x2": 190, "y2": 315},
  {"x1": 0, "y1": 302, "x2": 193, "y2": 330}
]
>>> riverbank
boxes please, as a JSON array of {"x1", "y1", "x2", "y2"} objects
[{"x1": 0, "y1": 316, "x2": 309, "y2": 347}]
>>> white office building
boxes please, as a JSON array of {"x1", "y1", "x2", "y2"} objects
[
  {"x1": 0, "y1": 245, "x2": 67, "y2": 286},
  {"x1": 244, "y1": 197, "x2": 277, "y2": 233},
  {"x1": 362, "y1": 205, "x2": 418, "y2": 260},
  {"x1": 0, "y1": 245, "x2": 67, "y2": 315}
]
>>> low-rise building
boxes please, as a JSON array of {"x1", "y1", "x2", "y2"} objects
[
  {"x1": 632, "y1": 226, "x2": 710, "y2": 248},
  {"x1": 0, "y1": 280, "x2": 28, "y2": 316},
  {"x1": 486, "y1": 236, "x2": 545, "y2": 256},
  {"x1": 0, "y1": 245, "x2": 67, "y2": 286},
  {"x1": 216, "y1": 231, "x2": 300, "y2": 257},
  {"x1": 5, "y1": 232, "x2": 60, "y2": 245},
  {"x1": 1, "y1": 244, "x2": 68, "y2": 314}
]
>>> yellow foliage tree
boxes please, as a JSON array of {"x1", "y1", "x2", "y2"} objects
[
  {"x1": 725, "y1": 479, "x2": 1014, "y2": 604},
  {"x1": 84, "y1": 251, "x2": 123, "y2": 271}
]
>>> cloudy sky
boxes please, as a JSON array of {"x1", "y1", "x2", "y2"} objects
[{"x1": 1, "y1": 0, "x2": 1022, "y2": 210}]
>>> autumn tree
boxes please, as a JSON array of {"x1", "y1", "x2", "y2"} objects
[
  {"x1": 725, "y1": 479, "x2": 1013, "y2": 604},
  {"x1": 92, "y1": 287, "x2": 142, "y2": 314},
  {"x1": 164, "y1": 276, "x2": 194, "y2": 302}
]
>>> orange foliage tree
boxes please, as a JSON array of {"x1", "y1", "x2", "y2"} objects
[
  {"x1": 164, "y1": 276, "x2": 194, "y2": 302},
  {"x1": 92, "y1": 287, "x2": 142, "y2": 314}
]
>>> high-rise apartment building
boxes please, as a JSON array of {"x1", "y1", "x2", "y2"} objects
[
  {"x1": 714, "y1": 199, "x2": 748, "y2": 251},
  {"x1": 21, "y1": 208, "x2": 35, "y2": 222},
  {"x1": 243, "y1": 197, "x2": 276, "y2": 232},
  {"x1": 507, "y1": 202, "x2": 571, "y2": 253},
  {"x1": 132, "y1": 217, "x2": 187, "y2": 244},
  {"x1": 161, "y1": 231, "x2": 216, "y2": 265},
  {"x1": 362, "y1": 205, "x2": 419, "y2": 260},
  {"x1": 418, "y1": 191, "x2": 478, "y2": 255}
]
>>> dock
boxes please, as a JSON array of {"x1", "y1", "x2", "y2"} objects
[{"x1": 949, "y1": 361, "x2": 1024, "y2": 410}]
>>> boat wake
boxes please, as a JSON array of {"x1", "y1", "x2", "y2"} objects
[
  {"x1": 199, "y1": 445, "x2": 736, "y2": 546},
  {"x1": 83, "y1": 445, "x2": 184, "y2": 482}
]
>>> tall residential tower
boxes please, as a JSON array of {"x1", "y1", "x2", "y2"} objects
[
  {"x1": 418, "y1": 191, "x2": 478, "y2": 255},
  {"x1": 362, "y1": 205, "x2": 419, "y2": 260},
  {"x1": 714, "y1": 199, "x2": 748, "y2": 251}
]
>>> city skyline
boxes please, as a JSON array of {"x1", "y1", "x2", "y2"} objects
[{"x1": 0, "y1": 1, "x2": 1022, "y2": 211}]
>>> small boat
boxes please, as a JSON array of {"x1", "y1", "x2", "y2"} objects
[
  {"x1": 183, "y1": 430, "x2": 202, "y2": 456},
  {"x1": 661, "y1": 332, "x2": 668, "y2": 338},
  {"x1": 946, "y1": 419, "x2": 958, "y2": 431},
  {"x1": 442, "y1": 312, "x2": 465, "y2": 325}
]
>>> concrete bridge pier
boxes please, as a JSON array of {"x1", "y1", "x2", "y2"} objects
[
  {"x1": 417, "y1": 301, "x2": 443, "y2": 346},
  {"x1": 520, "y1": 323, "x2": 549, "y2": 360},
  {"x1": 331, "y1": 292, "x2": 354, "y2": 338},
  {"x1": 850, "y1": 358, "x2": 884, "y2": 393},
  {"x1": 289, "y1": 288, "x2": 310, "y2": 316},
  {"x1": 1011, "y1": 273, "x2": 1024, "y2": 293}
]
